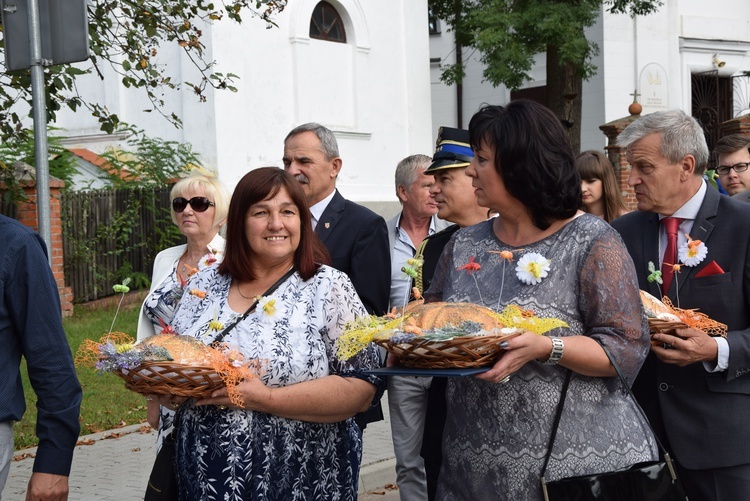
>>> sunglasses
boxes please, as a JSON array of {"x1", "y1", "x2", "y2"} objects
[{"x1": 172, "y1": 196, "x2": 215, "y2": 213}]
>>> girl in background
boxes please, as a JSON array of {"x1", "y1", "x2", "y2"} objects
[{"x1": 576, "y1": 150, "x2": 629, "y2": 223}]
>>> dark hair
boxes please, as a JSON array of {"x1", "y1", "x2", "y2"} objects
[
  {"x1": 714, "y1": 133, "x2": 750, "y2": 157},
  {"x1": 219, "y1": 167, "x2": 330, "y2": 281},
  {"x1": 576, "y1": 150, "x2": 627, "y2": 223},
  {"x1": 468, "y1": 100, "x2": 581, "y2": 230}
]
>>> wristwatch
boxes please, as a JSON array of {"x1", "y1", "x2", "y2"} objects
[{"x1": 542, "y1": 336, "x2": 564, "y2": 365}]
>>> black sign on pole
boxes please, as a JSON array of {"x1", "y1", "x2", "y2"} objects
[{"x1": 1, "y1": 0, "x2": 89, "y2": 71}]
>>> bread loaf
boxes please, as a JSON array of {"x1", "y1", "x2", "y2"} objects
[
  {"x1": 139, "y1": 334, "x2": 213, "y2": 365},
  {"x1": 640, "y1": 290, "x2": 682, "y2": 322},
  {"x1": 405, "y1": 302, "x2": 504, "y2": 331}
]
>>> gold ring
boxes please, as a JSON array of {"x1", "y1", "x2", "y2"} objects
[{"x1": 218, "y1": 405, "x2": 227, "y2": 410}]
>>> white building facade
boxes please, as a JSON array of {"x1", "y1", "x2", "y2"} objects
[
  {"x1": 429, "y1": 0, "x2": 750, "y2": 154},
  {"x1": 48, "y1": 0, "x2": 750, "y2": 204},
  {"x1": 53, "y1": 0, "x2": 434, "y2": 211}
]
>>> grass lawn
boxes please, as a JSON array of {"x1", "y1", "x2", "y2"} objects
[{"x1": 14, "y1": 302, "x2": 148, "y2": 450}]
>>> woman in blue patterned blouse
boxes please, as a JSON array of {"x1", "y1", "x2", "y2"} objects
[{"x1": 160, "y1": 167, "x2": 385, "y2": 500}]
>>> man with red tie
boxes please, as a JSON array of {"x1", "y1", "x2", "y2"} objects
[{"x1": 612, "y1": 109, "x2": 750, "y2": 501}]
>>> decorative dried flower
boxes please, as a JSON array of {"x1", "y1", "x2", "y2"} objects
[
  {"x1": 401, "y1": 266, "x2": 418, "y2": 279},
  {"x1": 646, "y1": 261, "x2": 663, "y2": 285},
  {"x1": 407, "y1": 257, "x2": 424, "y2": 268},
  {"x1": 258, "y1": 296, "x2": 277, "y2": 318},
  {"x1": 457, "y1": 256, "x2": 481, "y2": 273},
  {"x1": 665, "y1": 262, "x2": 683, "y2": 273},
  {"x1": 108, "y1": 278, "x2": 132, "y2": 338}
]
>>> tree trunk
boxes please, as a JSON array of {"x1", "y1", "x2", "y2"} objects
[{"x1": 546, "y1": 45, "x2": 583, "y2": 154}]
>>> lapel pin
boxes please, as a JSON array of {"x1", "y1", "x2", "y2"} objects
[{"x1": 325, "y1": 222, "x2": 330, "y2": 229}]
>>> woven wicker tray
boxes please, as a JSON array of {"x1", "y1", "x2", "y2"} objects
[
  {"x1": 648, "y1": 318, "x2": 688, "y2": 335},
  {"x1": 375, "y1": 330, "x2": 521, "y2": 369},
  {"x1": 114, "y1": 361, "x2": 225, "y2": 398}
]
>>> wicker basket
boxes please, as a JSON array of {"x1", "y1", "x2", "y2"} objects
[
  {"x1": 648, "y1": 318, "x2": 688, "y2": 335},
  {"x1": 113, "y1": 361, "x2": 225, "y2": 398},
  {"x1": 374, "y1": 331, "x2": 520, "y2": 369}
]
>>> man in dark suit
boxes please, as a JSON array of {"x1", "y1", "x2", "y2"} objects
[
  {"x1": 283, "y1": 122, "x2": 390, "y2": 429},
  {"x1": 612, "y1": 109, "x2": 750, "y2": 500}
]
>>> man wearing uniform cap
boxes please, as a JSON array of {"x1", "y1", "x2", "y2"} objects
[
  {"x1": 416, "y1": 127, "x2": 488, "y2": 293},
  {"x1": 418, "y1": 126, "x2": 489, "y2": 501}
]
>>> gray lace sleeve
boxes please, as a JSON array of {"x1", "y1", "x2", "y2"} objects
[{"x1": 578, "y1": 228, "x2": 650, "y2": 384}]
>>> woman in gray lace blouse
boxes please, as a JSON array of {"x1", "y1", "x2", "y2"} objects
[{"x1": 425, "y1": 100, "x2": 658, "y2": 500}]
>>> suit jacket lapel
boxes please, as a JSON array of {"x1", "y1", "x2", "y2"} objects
[
  {"x1": 677, "y1": 186, "x2": 719, "y2": 294},
  {"x1": 315, "y1": 190, "x2": 344, "y2": 245},
  {"x1": 642, "y1": 213, "x2": 663, "y2": 298}
]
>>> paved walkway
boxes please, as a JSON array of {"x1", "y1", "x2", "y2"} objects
[{"x1": 4, "y1": 396, "x2": 398, "y2": 500}]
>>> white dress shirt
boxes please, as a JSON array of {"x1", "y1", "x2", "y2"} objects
[{"x1": 658, "y1": 181, "x2": 728, "y2": 372}]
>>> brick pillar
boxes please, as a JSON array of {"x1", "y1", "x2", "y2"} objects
[
  {"x1": 14, "y1": 164, "x2": 74, "y2": 316},
  {"x1": 720, "y1": 114, "x2": 750, "y2": 137},
  {"x1": 600, "y1": 113, "x2": 642, "y2": 212}
]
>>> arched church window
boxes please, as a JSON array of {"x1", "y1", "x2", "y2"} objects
[{"x1": 309, "y1": 1, "x2": 346, "y2": 43}]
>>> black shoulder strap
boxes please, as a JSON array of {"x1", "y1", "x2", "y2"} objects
[
  {"x1": 210, "y1": 267, "x2": 295, "y2": 346},
  {"x1": 540, "y1": 340, "x2": 672, "y2": 480},
  {"x1": 539, "y1": 370, "x2": 572, "y2": 480}
]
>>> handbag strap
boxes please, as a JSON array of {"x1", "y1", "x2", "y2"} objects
[
  {"x1": 540, "y1": 339, "x2": 675, "y2": 482},
  {"x1": 210, "y1": 267, "x2": 295, "y2": 346},
  {"x1": 539, "y1": 369, "x2": 572, "y2": 481}
]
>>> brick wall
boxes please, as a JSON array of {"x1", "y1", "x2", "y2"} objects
[
  {"x1": 15, "y1": 175, "x2": 74, "y2": 316},
  {"x1": 600, "y1": 113, "x2": 641, "y2": 212},
  {"x1": 720, "y1": 114, "x2": 750, "y2": 137}
]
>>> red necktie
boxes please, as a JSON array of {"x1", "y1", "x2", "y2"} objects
[{"x1": 661, "y1": 217, "x2": 682, "y2": 295}]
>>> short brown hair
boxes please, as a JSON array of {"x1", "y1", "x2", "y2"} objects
[
  {"x1": 714, "y1": 134, "x2": 750, "y2": 156},
  {"x1": 219, "y1": 167, "x2": 329, "y2": 281}
]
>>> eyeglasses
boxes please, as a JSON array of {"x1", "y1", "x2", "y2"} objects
[
  {"x1": 172, "y1": 197, "x2": 215, "y2": 213},
  {"x1": 716, "y1": 162, "x2": 750, "y2": 176}
]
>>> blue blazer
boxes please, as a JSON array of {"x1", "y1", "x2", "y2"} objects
[{"x1": 612, "y1": 186, "x2": 750, "y2": 470}]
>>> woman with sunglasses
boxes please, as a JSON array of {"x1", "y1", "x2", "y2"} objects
[{"x1": 136, "y1": 169, "x2": 231, "y2": 448}]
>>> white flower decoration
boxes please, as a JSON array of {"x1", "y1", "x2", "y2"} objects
[
  {"x1": 515, "y1": 252, "x2": 551, "y2": 285},
  {"x1": 678, "y1": 237, "x2": 707, "y2": 267}
]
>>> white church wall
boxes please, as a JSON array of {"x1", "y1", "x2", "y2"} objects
[
  {"x1": 49, "y1": 0, "x2": 433, "y2": 206},
  {"x1": 428, "y1": 2, "x2": 750, "y2": 154},
  {"x1": 580, "y1": 10, "x2": 607, "y2": 153},
  {"x1": 429, "y1": 28, "x2": 459, "y2": 132}
]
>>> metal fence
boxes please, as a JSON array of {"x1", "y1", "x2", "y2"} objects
[
  {"x1": 0, "y1": 195, "x2": 17, "y2": 219},
  {"x1": 61, "y1": 186, "x2": 183, "y2": 303}
]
